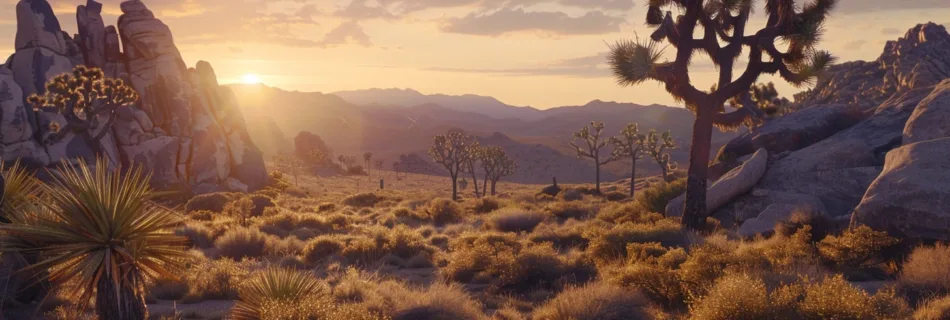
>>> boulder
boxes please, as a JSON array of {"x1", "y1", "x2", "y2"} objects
[
  {"x1": 77, "y1": 0, "x2": 107, "y2": 68},
  {"x1": 715, "y1": 190, "x2": 828, "y2": 224},
  {"x1": 118, "y1": 136, "x2": 181, "y2": 189},
  {"x1": 667, "y1": 148, "x2": 768, "y2": 217},
  {"x1": 738, "y1": 203, "x2": 826, "y2": 238},
  {"x1": 14, "y1": 0, "x2": 68, "y2": 54},
  {"x1": 902, "y1": 79, "x2": 950, "y2": 144},
  {"x1": 0, "y1": 67, "x2": 49, "y2": 164},
  {"x1": 719, "y1": 104, "x2": 866, "y2": 159},
  {"x1": 851, "y1": 137, "x2": 950, "y2": 241}
]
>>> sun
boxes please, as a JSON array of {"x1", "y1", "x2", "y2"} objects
[{"x1": 242, "y1": 74, "x2": 262, "y2": 84}]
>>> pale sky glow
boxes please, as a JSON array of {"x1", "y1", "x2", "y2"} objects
[{"x1": 2, "y1": 0, "x2": 950, "y2": 109}]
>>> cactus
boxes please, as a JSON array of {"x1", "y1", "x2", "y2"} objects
[
  {"x1": 27, "y1": 65, "x2": 138, "y2": 157},
  {"x1": 607, "y1": 0, "x2": 838, "y2": 229},
  {"x1": 429, "y1": 131, "x2": 474, "y2": 201},
  {"x1": 569, "y1": 121, "x2": 617, "y2": 193},
  {"x1": 609, "y1": 123, "x2": 647, "y2": 198}
]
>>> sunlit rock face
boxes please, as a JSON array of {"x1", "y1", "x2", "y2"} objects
[{"x1": 1, "y1": 0, "x2": 267, "y2": 193}]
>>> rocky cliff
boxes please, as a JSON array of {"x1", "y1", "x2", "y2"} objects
[
  {"x1": 0, "y1": 0, "x2": 267, "y2": 193},
  {"x1": 712, "y1": 23, "x2": 950, "y2": 241}
]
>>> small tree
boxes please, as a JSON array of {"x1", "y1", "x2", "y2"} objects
[
  {"x1": 363, "y1": 152, "x2": 373, "y2": 176},
  {"x1": 274, "y1": 153, "x2": 303, "y2": 187},
  {"x1": 609, "y1": 123, "x2": 646, "y2": 198},
  {"x1": 224, "y1": 196, "x2": 255, "y2": 227},
  {"x1": 429, "y1": 131, "x2": 472, "y2": 201},
  {"x1": 608, "y1": 0, "x2": 837, "y2": 229},
  {"x1": 570, "y1": 121, "x2": 618, "y2": 193},
  {"x1": 27, "y1": 65, "x2": 138, "y2": 158},
  {"x1": 480, "y1": 146, "x2": 517, "y2": 196},
  {"x1": 461, "y1": 141, "x2": 483, "y2": 198},
  {"x1": 644, "y1": 130, "x2": 677, "y2": 181}
]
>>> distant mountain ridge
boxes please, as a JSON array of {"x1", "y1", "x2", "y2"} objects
[{"x1": 331, "y1": 88, "x2": 545, "y2": 120}]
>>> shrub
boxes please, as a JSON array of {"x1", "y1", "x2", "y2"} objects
[
  {"x1": 249, "y1": 195, "x2": 276, "y2": 217},
  {"x1": 914, "y1": 296, "x2": 950, "y2": 320},
  {"x1": 532, "y1": 282, "x2": 657, "y2": 320},
  {"x1": 343, "y1": 193, "x2": 381, "y2": 207},
  {"x1": 690, "y1": 273, "x2": 771, "y2": 320},
  {"x1": 485, "y1": 208, "x2": 546, "y2": 233},
  {"x1": 898, "y1": 244, "x2": 950, "y2": 303},
  {"x1": 545, "y1": 201, "x2": 593, "y2": 221},
  {"x1": 471, "y1": 197, "x2": 502, "y2": 214},
  {"x1": 388, "y1": 283, "x2": 485, "y2": 320},
  {"x1": 775, "y1": 211, "x2": 834, "y2": 242},
  {"x1": 225, "y1": 196, "x2": 256, "y2": 226},
  {"x1": 186, "y1": 192, "x2": 236, "y2": 213},
  {"x1": 422, "y1": 198, "x2": 464, "y2": 225},
  {"x1": 796, "y1": 276, "x2": 911, "y2": 320},
  {"x1": 189, "y1": 210, "x2": 215, "y2": 221},
  {"x1": 817, "y1": 226, "x2": 899, "y2": 269},
  {"x1": 587, "y1": 219, "x2": 688, "y2": 263},
  {"x1": 176, "y1": 222, "x2": 216, "y2": 249},
  {"x1": 528, "y1": 221, "x2": 589, "y2": 250},
  {"x1": 302, "y1": 236, "x2": 344, "y2": 265},
  {"x1": 635, "y1": 178, "x2": 686, "y2": 214},
  {"x1": 231, "y1": 267, "x2": 330, "y2": 320},
  {"x1": 183, "y1": 257, "x2": 253, "y2": 302},
  {"x1": 558, "y1": 188, "x2": 585, "y2": 201},
  {"x1": 215, "y1": 227, "x2": 270, "y2": 260},
  {"x1": 317, "y1": 202, "x2": 337, "y2": 212},
  {"x1": 149, "y1": 278, "x2": 190, "y2": 301}
]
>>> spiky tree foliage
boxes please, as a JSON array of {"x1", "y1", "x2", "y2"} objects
[
  {"x1": 429, "y1": 131, "x2": 473, "y2": 201},
  {"x1": 480, "y1": 146, "x2": 517, "y2": 196},
  {"x1": 728, "y1": 81, "x2": 793, "y2": 128},
  {"x1": 0, "y1": 158, "x2": 187, "y2": 320},
  {"x1": 608, "y1": 0, "x2": 838, "y2": 229},
  {"x1": 26, "y1": 65, "x2": 138, "y2": 157},
  {"x1": 644, "y1": 129, "x2": 678, "y2": 181},
  {"x1": 570, "y1": 121, "x2": 618, "y2": 193},
  {"x1": 0, "y1": 160, "x2": 41, "y2": 223},
  {"x1": 461, "y1": 141, "x2": 483, "y2": 198},
  {"x1": 609, "y1": 123, "x2": 647, "y2": 198},
  {"x1": 231, "y1": 267, "x2": 328, "y2": 320}
]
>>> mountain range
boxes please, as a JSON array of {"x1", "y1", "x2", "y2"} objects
[{"x1": 230, "y1": 84, "x2": 740, "y2": 184}]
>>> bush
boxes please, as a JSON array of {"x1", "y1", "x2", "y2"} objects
[
  {"x1": 422, "y1": 198, "x2": 464, "y2": 225},
  {"x1": 528, "y1": 221, "x2": 589, "y2": 250},
  {"x1": 596, "y1": 203, "x2": 662, "y2": 224},
  {"x1": 189, "y1": 210, "x2": 215, "y2": 221},
  {"x1": 182, "y1": 257, "x2": 252, "y2": 302},
  {"x1": 471, "y1": 197, "x2": 502, "y2": 214},
  {"x1": 558, "y1": 188, "x2": 585, "y2": 201},
  {"x1": 690, "y1": 273, "x2": 771, "y2": 320},
  {"x1": 532, "y1": 282, "x2": 657, "y2": 320},
  {"x1": 817, "y1": 225, "x2": 900, "y2": 269},
  {"x1": 635, "y1": 178, "x2": 686, "y2": 214},
  {"x1": 485, "y1": 208, "x2": 546, "y2": 233},
  {"x1": 587, "y1": 219, "x2": 688, "y2": 263},
  {"x1": 176, "y1": 222, "x2": 216, "y2": 249},
  {"x1": 225, "y1": 196, "x2": 256, "y2": 226},
  {"x1": 215, "y1": 227, "x2": 270, "y2": 260},
  {"x1": 775, "y1": 211, "x2": 834, "y2": 242},
  {"x1": 343, "y1": 193, "x2": 382, "y2": 207},
  {"x1": 546, "y1": 201, "x2": 593, "y2": 221},
  {"x1": 898, "y1": 243, "x2": 950, "y2": 304},
  {"x1": 249, "y1": 195, "x2": 276, "y2": 217},
  {"x1": 231, "y1": 267, "x2": 330, "y2": 320},
  {"x1": 795, "y1": 276, "x2": 911, "y2": 320},
  {"x1": 317, "y1": 202, "x2": 337, "y2": 212},
  {"x1": 388, "y1": 283, "x2": 485, "y2": 320},
  {"x1": 914, "y1": 296, "x2": 950, "y2": 320},
  {"x1": 185, "y1": 192, "x2": 236, "y2": 213},
  {"x1": 302, "y1": 237, "x2": 344, "y2": 265}
]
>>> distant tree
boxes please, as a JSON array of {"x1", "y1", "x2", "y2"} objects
[
  {"x1": 461, "y1": 141, "x2": 483, "y2": 198},
  {"x1": 273, "y1": 153, "x2": 304, "y2": 186},
  {"x1": 607, "y1": 0, "x2": 837, "y2": 229},
  {"x1": 570, "y1": 121, "x2": 618, "y2": 193},
  {"x1": 392, "y1": 161, "x2": 401, "y2": 180},
  {"x1": 644, "y1": 130, "x2": 677, "y2": 181},
  {"x1": 27, "y1": 65, "x2": 138, "y2": 158},
  {"x1": 609, "y1": 123, "x2": 646, "y2": 198},
  {"x1": 294, "y1": 131, "x2": 332, "y2": 166},
  {"x1": 480, "y1": 146, "x2": 517, "y2": 196},
  {"x1": 730, "y1": 82, "x2": 793, "y2": 128},
  {"x1": 363, "y1": 152, "x2": 373, "y2": 176},
  {"x1": 459, "y1": 178, "x2": 468, "y2": 191},
  {"x1": 337, "y1": 155, "x2": 346, "y2": 168},
  {"x1": 429, "y1": 131, "x2": 473, "y2": 201}
]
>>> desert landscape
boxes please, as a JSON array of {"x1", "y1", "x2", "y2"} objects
[{"x1": 1, "y1": 0, "x2": 950, "y2": 319}]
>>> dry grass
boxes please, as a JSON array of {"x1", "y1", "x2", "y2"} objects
[
  {"x1": 899, "y1": 243, "x2": 950, "y2": 304},
  {"x1": 532, "y1": 281, "x2": 659, "y2": 320},
  {"x1": 485, "y1": 208, "x2": 547, "y2": 233}
]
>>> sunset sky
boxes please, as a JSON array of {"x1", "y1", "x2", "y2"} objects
[{"x1": 2, "y1": 0, "x2": 949, "y2": 109}]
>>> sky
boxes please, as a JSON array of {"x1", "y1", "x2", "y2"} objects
[{"x1": 2, "y1": 0, "x2": 949, "y2": 109}]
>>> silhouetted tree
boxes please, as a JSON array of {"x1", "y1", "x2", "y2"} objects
[
  {"x1": 570, "y1": 121, "x2": 618, "y2": 193},
  {"x1": 608, "y1": 0, "x2": 837, "y2": 229},
  {"x1": 480, "y1": 146, "x2": 517, "y2": 196},
  {"x1": 461, "y1": 141, "x2": 483, "y2": 198},
  {"x1": 27, "y1": 65, "x2": 138, "y2": 158},
  {"x1": 429, "y1": 131, "x2": 472, "y2": 201},
  {"x1": 609, "y1": 123, "x2": 646, "y2": 198},
  {"x1": 363, "y1": 152, "x2": 373, "y2": 176},
  {"x1": 644, "y1": 130, "x2": 677, "y2": 181},
  {"x1": 273, "y1": 153, "x2": 303, "y2": 187}
]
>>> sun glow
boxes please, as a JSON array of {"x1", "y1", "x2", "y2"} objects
[{"x1": 242, "y1": 74, "x2": 262, "y2": 84}]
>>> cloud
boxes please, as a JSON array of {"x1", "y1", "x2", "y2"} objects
[
  {"x1": 422, "y1": 52, "x2": 610, "y2": 77},
  {"x1": 318, "y1": 20, "x2": 373, "y2": 47},
  {"x1": 844, "y1": 40, "x2": 867, "y2": 50},
  {"x1": 441, "y1": 8, "x2": 624, "y2": 36}
]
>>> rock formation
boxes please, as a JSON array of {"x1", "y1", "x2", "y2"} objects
[
  {"x1": 0, "y1": 0, "x2": 266, "y2": 193},
  {"x1": 666, "y1": 148, "x2": 768, "y2": 218},
  {"x1": 714, "y1": 23, "x2": 950, "y2": 241}
]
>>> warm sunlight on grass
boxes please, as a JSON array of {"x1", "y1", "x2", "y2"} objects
[{"x1": 242, "y1": 74, "x2": 262, "y2": 84}]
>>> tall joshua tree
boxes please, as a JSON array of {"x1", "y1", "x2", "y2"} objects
[
  {"x1": 480, "y1": 146, "x2": 517, "y2": 196},
  {"x1": 429, "y1": 131, "x2": 472, "y2": 201},
  {"x1": 363, "y1": 152, "x2": 373, "y2": 176},
  {"x1": 608, "y1": 0, "x2": 837, "y2": 229},
  {"x1": 644, "y1": 130, "x2": 677, "y2": 181},
  {"x1": 571, "y1": 121, "x2": 617, "y2": 193},
  {"x1": 609, "y1": 123, "x2": 646, "y2": 198},
  {"x1": 461, "y1": 141, "x2": 483, "y2": 198},
  {"x1": 27, "y1": 65, "x2": 138, "y2": 158}
]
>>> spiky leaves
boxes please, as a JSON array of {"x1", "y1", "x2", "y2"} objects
[
  {"x1": 608, "y1": 39, "x2": 666, "y2": 88},
  {"x1": 0, "y1": 160, "x2": 41, "y2": 221},
  {"x1": 644, "y1": 130, "x2": 677, "y2": 180},
  {"x1": 480, "y1": 146, "x2": 517, "y2": 196},
  {"x1": 0, "y1": 158, "x2": 187, "y2": 318},
  {"x1": 231, "y1": 268, "x2": 329, "y2": 320},
  {"x1": 609, "y1": 123, "x2": 646, "y2": 161},
  {"x1": 571, "y1": 121, "x2": 618, "y2": 193}
]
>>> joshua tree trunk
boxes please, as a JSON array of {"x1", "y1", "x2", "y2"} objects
[
  {"x1": 450, "y1": 174, "x2": 458, "y2": 201},
  {"x1": 470, "y1": 170, "x2": 480, "y2": 198},
  {"x1": 96, "y1": 273, "x2": 147, "y2": 320},
  {"x1": 682, "y1": 107, "x2": 715, "y2": 230},
  {"x1": 482, "y1": 172, "x2": 490, "y2": 197},
  {"x1": 629, "y1": 160, "x2": 636, "y2": 198},
  {"x1": 491, "y1": 180, "x2": 497, "y2": 196},
  {"x1": 594, "y1": 157, "x2": 601, "y2": 194}
]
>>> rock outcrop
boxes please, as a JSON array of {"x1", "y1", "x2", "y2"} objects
[
  {"x1": 0, "y1": 0, "x2": 266, "y2": 192},
  {"x1": 667, "y1": 148, "x2": 768, "y2": 217},
  {"x1": 714, "y1": 23, "x2": 950, "y2": 241}
]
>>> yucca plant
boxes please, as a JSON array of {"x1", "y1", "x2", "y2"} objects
[
  {"x1": 608, "y1": 0, "x2": 838, "y2": 229},
  {"x1": 0, "y1": 160, "x2": 42, "y2": 222},
  {"x1": 0, "y1": 158, "x2": 187, "y2": 320},
  {"x1": 231, "y1": 267, "x2": 329, "y2": 320}
]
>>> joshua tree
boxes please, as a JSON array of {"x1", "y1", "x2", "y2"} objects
[
  {"x1": 609, "y1": 123, "x2": 647, "y2": 198},
  {"x1": 644, "y1": 130, "x2": 678, "y2": 181},
  {"x1": 429, "y1": 131, "x2": 472, "y2": 201},
  {"x1": 461, "y1": 141, "x2": 483, "y2": 198},
  {"x1": 608, "y1": 0, "x2": 837, "y2": 229},
  {"x1": 363, "y1": 152, "x2": 373, "y2": 176},
  {"x1": 480, "y1": 146, "x2": 517, "y2": 196},
  {"x1": 27, "y1": 65, "x2": 138, "y2": 158},
  {"x1": 570, "y1": 121, "x2": 618, "y2": 193},
  {"x1": 1, "y1": 158, "x2": 186, "y2": 320},
  {"x1": 274, "y1": 153, "x2": 303, "y2": 186}
]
